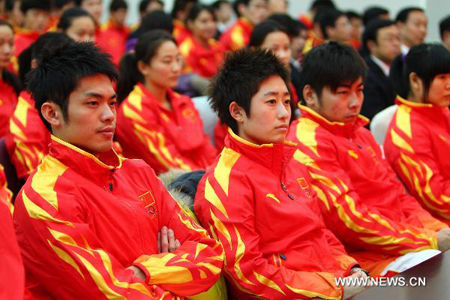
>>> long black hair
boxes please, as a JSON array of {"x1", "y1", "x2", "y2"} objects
[
  {"x1": 117, "y1": 30, "x2": 176, "y2": 102},
  {"x1": 0, "y1": 20, "x2": 21, "y2": 95},
  {"x1": 390, "y1": 43, "x2": 450, "y2": 99}
]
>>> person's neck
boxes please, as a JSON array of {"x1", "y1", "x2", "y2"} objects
[
  {"x1": 408, "y1": 92, "x2": 424, "y2": 103},
  {"x1": 144, "y1": 81, "x2": 170, "y2": 107}
]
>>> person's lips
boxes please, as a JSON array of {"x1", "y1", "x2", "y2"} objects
[
  {"x1": 97, "y1": 126, "x2": 115, "y2": 138},
  {"x1": 275, "y1": 124, "x2": 289, "y2": 131}
]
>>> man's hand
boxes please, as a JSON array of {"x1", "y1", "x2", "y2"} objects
[
  {"x1": 158, "y1": 226, "x2": 181, "y2": 253},
  {"x1": 126, "y1": 266, "x2": 146, "y2": 281},
  {"x1": 437, "y1": 228, "x2": 450, "y2": 251},
  {"x1": 342, "y1": 270, "x2": 369, "y2": 299}
]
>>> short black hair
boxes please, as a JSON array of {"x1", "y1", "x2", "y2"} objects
[
  {"x1": 439, "y1": 16, "x2": 450, "y2": 40},
  {"x1": 209, "y1": 48, "x2": 291, "y2": 133},
  {"x1": 268, "y1": 13, "x2": 305, "y2": 37},
  {"x1": 395, "y1": 7, "x2": 424, "y2": 23},
  {"x1": 20, "y1": 0, "x2": 51, "y2": 13},
  {"x1": 310, "y1": 0, "x2": 335, "y2": 12},
  {"x1": 139, "y1": 0, "x2": 164, "y2": 14},
  {"x1": 300, "y1": 42, "x2": 367, "y2": 103},
  {"x1": 27, "y1": 42, "x2": 118, "y2": 131},
  {"x1": 110, "y1": 0, "x2": 127, "y2": 12},
  {"x1": 362, "y1": 19, "x2": 396, "y2": 53},
  {"x1": 130, "y1": 10, "x2": 173, "y2": 41},
  {"x1": 346, "y1": 10, "x2": 361, "y2": 21},
  {"x1": 171, "y1": 0, "x2": 198, "y2": 19},
  {"x1": 57, "y1": 7, "x2": 94, "y2": 31},
  {"x1": 390, "y1": 43, "x2": 450, "y2": 99},
  {"x1": 54, "y1": 0, "x2": 76, "y2": 9},
  {"x1": 318, "y1": 9, "x2": 345, "y2": 39},
  {"x1": 211, "y1": 0, "x2": 229, "y2": 10},
  {"x1": 249, "y1": 20, "x2": 287, "y2": 47},
  {"x1": 362, "y1": 6, "x2": 389, "y2": 26}
]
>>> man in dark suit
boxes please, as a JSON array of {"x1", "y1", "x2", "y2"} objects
[{"x1": 361, "y1": 19, "x2": 401, "y2": 121}]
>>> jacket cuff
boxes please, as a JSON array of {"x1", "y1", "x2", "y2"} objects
[{"x1": 132, "y1": 263, "x2": 151, "y2": 284}]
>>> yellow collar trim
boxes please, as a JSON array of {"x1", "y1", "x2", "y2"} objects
[
  {"x1": 228, "y1": 127, "x2": 296, "y2": 148},
  {"x1": 397, "y1": 96, "x2": 434, "y2": 108},
  {"x1": 298, "y1": 104, "x2": 369, "y2": 125},
  {"x1": 50, "y1": 135, "x2": 122, "y2": 170}
]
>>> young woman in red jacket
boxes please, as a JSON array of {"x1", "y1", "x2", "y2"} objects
[
  {"x1": 385, "y1": 44, "x2": 450, "y2": 222},
  {"x1": 116, "y1": 30, "x2": 217, "y2": 174}
]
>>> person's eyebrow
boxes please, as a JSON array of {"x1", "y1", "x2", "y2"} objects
[
  {"x1": 83, "y1": 92, "x2": 117, "y2": 100},
  {"x1": 263, "y1": 91, "x2": 290, "y2": 97}
]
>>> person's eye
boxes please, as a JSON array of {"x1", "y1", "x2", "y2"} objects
[
  {"x1": 266, "y1": 99, "x2": 276, "y2": 104},
  {"x1": 87, "y1": 101, "x2": 98, "y2": 106},
  {"x1": 110, "y1": 100, "x2": 117, "y2": 107},
  {"x1": 284, "y1": 99, "x2": 291, "y2": 105}
]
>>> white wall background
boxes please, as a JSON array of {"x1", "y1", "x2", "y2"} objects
[{"x1": 101, "y1": 0, "x2": 449, "y2": 42}]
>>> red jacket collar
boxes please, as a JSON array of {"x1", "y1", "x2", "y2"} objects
[
  {"x1": 136, "y1": 83, "x2": 188, "y2": 111},
  {"x1": 299, "y1": 105, "x2": 369, "y2": 139},
  {"x1": 224, "y1": 128, "x2": 297, "y2": 178},
  {"x1": 48, "y1": 136, "x2": 123, "y2": 184},
  {"x1": 396, "y1": 96, "x2": 449, "y2": 116}
]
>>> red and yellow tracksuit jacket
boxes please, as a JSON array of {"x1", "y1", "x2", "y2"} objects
[
  {"x1": 1, "y1": 165, "x2": 25, "y2": 300},
  {"x1": 96, "y1": 19, "x2": 130, "y2": 67},
  {"x1": 302, "y1": 31, "x2": 323, "y2": 54},
  {"x1": 116, "y1": 83, "x2": 217, "y2": 174},
  {"x1": 0, "y1": 78, "x2": 18, "y2": 138},
  {"x1": 195, "y1": 129, "x2": 359, "y2": 300},
  {"x1": 287, "y1": 106, "x2": 445, "y2": 273},
  {"x1": 173, "y1": 20, "x2": 192, "y2": 45},
  {"x1": 13, "y1": 135, "x2": 224, "y2": 299},
  {"x1": 385, "y1": 97, "x2": 450, "y2": 222},
  {"x1": 179, "y1": 36, "x2": 224, "y2": 78},
  {"x1": 7, "y1": 91, "x2": 50, "y2": 179},
  {"x1": 219, "y1": 18, "x2": 253, "y2": 52},
  {"x1": 14, "y1": 28, "x2": 40, "y2": 56}
]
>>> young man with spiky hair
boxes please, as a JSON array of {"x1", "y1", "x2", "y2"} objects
[
  {"x1": 195, "y1": 48, "x2": 367, "y2": 300},
  {"x1": 13, "y1": 42, "x2": 223, "y2": 299},
  {"x1": 287, "y1": 42, "x2": 450, "y2": 276}
]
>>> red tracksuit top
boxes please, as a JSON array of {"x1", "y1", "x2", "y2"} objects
[
  {"x1": 219, "y1": 18, "x2": 253, "y2": 52},
  {"x1": 287, "y1": 105, "x2": 445, "y2": 256},
  {"x1": 96, "y1": 19, "x2": 130, "y2": 67},
  {"x1": 195, "y1": 129, "x2": 359, "y2": 300},
  {"x1": 0, "y1": 77, "x2": 18, "y2": 138},
  {"x1": 13, "y1": 136, "x2": 224, "y2": 299},
  {"x1": 385, "y1": 97, "x2": 450, "y2": 222},
  {"x1": 179, "y1": 36, "x2": 224, "y2": 78},
  {"x1": 173, "y1": 20, "x2": 192, "y2": 45},
  {"x1": 6, "y1": 90, "x2": 50, "y2": 179},
  {"x1": 1, "y1": 165, "x2": 25, "y2": 300},
  {"x1": 116, "y1": 83, "x2": 217, "y2": 174}
]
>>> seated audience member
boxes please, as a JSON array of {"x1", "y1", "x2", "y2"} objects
[
  {"x1": 3, "y1": 0, "x2": 24, "y2": 31},
  {"x1": 116, "y1": 30, "x2": 217, "y2": 174},
  {"x1": 14, "y1": 0, "x2": 51, "y2": 56},
  {"x1": 13, "y1": 41, "x2": 223, "y2": 299},
  {"x1": 385, "y1": 44, "x2": 450, "y2": 222},
  {"x1": 96, "y1": 0, "x2": 130, "y2": 66},
  {"x1": 57, "y1": 7, "x2": 96, "y2": 42},
  {"x1": 440, "y1": 15, "x2": 450, "y2": 51},
  {"x1": 195, "y1": 47, "x2": 367, "y2": 300},
  {"x1": 179, "y1": 4, "x2": 224, "y2": 79},
  {"x1": 362, "y1": 6, "x2": 390, "y2": 26},
  {"x1": 171, "y1": 0, "x2": 197, "y2": 44},
  {"x1": 287, "y1": 42, "x2": 450, "y2": 276},
  {"x1": 74, "y1": 0, "x2": 102, "y2": 25},
  {"x1": 0, "y1": 164, "x2": 25, "y2": 300},
  {"x1": 219, "y1": 0, "x2": 268, "y2": 51},
  {"x1": 126, "y1": 9, "x2": 173, "y2": 52},
  {"x1": 346, "y1": 10, "x2": 362, "y2": 49},
  {"x1": 7, "y1": 33, "x2": 73, "y2": 180},
  {"x1": 211, "y1": 0, "x2": 235, "y2": 36},
  {"x1": 0, "y1": 20, "x2": 20, "y2": 138},
  {"x1": 395, "y1": 7, "x2": 427, "y2": 55},
  {"x1": 360, "y1": 19, "x2": 401, "y2": 121},
  {"x1": 318, "y1": 9, "x2": 352, "y2": 45},
  {"x1": 302, "y1": 8, "x2": 326, "y2": 54},
  {"x1": 214, "y1": 19, "x2": 297, "y2": 151}
]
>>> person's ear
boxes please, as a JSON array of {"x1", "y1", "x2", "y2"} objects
[
  {"x1": 303, "y1": 85, "x2": 319, "y2": 109},
  {"x1": 137, "y1": 60, "x2": 149, "y2": 76},
  {"x1": 41, "y1": 102, "x2": 63, "y2": 128},
  {"x1": 409, "y1": 72, "x2": 424, "y2": 99},
  {"x1": 229, "y1": 101, "x2": 246, "y2": 123},
  {"x1": 367, "y1": 40, "x2": 376, "y2": 53}
]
